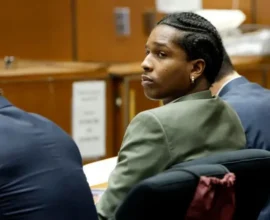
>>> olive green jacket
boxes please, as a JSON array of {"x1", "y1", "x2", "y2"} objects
[{"x1": 96, "y1": 91, "x2": 246, "y2": 220}]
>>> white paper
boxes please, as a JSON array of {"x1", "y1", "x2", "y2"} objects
[
  {"x1": 72, "y1": 81, "x2": 106, "y2": 158},
  {"x1": 83, "y1": 156, "x2": 117, "y2": 186},
  {"x1": 155, "y1": 0, "x2": 202, "y2": 13}
]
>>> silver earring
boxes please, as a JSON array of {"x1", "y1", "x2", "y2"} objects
[{"x1": 191, "y1": 76, "x2": 195, "y2": 84}]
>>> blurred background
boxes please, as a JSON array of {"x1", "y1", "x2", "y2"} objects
[{"x1": 1, "y1": 0, "x2": 270, "y2": 163}]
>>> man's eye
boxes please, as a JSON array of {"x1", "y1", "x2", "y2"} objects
[
  {"x1": 158, "y1": 52, "x2": 167, "y2": 58},
  {"x1": 145, "y1": 50, "x2": 150, "y2": 55}
]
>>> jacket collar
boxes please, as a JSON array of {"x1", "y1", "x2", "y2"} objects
[
  {"x1": 218, "y1": 76, "x2": 249, "y2": 97},
  {"x1": 170, "y1": 90, "x2": 213, "y2": 104},
  {"x1": 0, "y1": 96, "x2": 12, "y2": 109}
]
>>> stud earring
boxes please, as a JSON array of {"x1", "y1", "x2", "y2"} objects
[{"x1": 191, "y1": 75, "x2": 195, "y2": 84}]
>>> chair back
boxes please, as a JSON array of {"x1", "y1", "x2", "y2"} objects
[{"x1": 115, "y1": 149, "x2": 270, "y2": 220}]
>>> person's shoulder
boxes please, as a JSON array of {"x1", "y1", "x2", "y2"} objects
[
  {"x1": 151, "y1": 96, "x2": 221, "y2": 115},
  {"x1": 223, "y1": 82, "x2": 270, "y2": 104},
  {"x1": 29, "y1": 112, "x2": 57, "y2": 125},
  {"x1": 0, "y1": 109, "x2": 72, "y2": 143},
  {"x1": 29, "y1": 113, "x2": 74, "y2": 140},
  {"x1": 133, "y1": 97, "x2": 221, "y2": 126},
  {"x1": 224, "y1": 80, "x2": 268, "y2": 96},
  {"x1": 132, "y1": 103, "x2": 182, "y2": 123}
]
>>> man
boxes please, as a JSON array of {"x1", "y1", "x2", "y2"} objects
[
  {"x1": 96, "y1": 12, "x2": 246, "y2": 220},
  {"x1": 0, "y1": 94, "x2": 98, "y2": 220},
  {"x1": 211, "y1": 52, "x2": 270, "y2": 220},
  {"x1": 211, "y1": 52, "x2": 270, "y2": 151}
]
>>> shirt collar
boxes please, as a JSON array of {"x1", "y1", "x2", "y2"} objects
[
  {"x1": 218, "y1": 76, "x2": 249, "y2": 97},
  {"x1": 216, "y1": 77, "x2": 238, "y2": 96}
]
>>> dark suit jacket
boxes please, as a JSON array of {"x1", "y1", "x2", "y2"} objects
[
  {"x1": 219, "y1": 76, "x2": 270, "y2": 220},
  {"x1": 0, "y1": 96, "x2": 97, "y2": 220},
  {"x1": 219, "y1": 76, "x2": 270, "y2": 150}
]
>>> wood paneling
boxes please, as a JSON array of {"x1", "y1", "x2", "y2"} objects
[
  {"x1": 76, "y1": 0, "x2": 156, "y2": 62},
  {"x1": 0, "y1": 0, "x2": 73, "y2": 60},
  {"x1": 232, "y1": 56, "x2": 270, "y2": 87},
  {"x1": 1, "y1": 0, "x2": 270, "y2": 63},
  {"x1": 256, "y1": 0, "x2": 270, "y2": 24},
  {"x1": 0, "y1": 61, "x2": 115, "y2": 163}
]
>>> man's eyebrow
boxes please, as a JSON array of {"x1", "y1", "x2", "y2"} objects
[{"x1": 145, "y1": 41, "x2": 170, "y2": 49}]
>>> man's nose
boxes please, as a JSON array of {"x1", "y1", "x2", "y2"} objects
[{"x1": 141, "y1": 56, "x2": 153, "y2": 73}]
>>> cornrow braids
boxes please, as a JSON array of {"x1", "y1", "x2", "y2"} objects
[{"x1": 157, "y1": 12, "x2": 224, "y2": 84}]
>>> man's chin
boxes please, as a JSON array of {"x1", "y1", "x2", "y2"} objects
[{"x1": 144, "y1": 91, "x2": 161, "y2": 101}]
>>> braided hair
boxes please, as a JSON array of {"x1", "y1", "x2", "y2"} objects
[{"x1": 158, "y1": 12, "x2": 224, "y2": 84}]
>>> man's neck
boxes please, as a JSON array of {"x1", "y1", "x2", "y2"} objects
[
  {"x1": 162, "y1": 77, "x2": 210, "y2": 105},
  {"x1": 210, "y1": 71, "x2": 241, "y2": 96}
]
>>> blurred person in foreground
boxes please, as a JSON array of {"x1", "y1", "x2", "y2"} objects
[{"x1": 0, "y1": 90, "x2": 98, "y2": 219}]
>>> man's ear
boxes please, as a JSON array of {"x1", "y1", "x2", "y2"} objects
[{"x1": 190, "y1": 59, "x2": 205, "y2": 80}]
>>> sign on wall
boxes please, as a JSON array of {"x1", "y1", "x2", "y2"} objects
[{"x1": 72, "y1": 81, "x2": 106, "y2": 158}]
